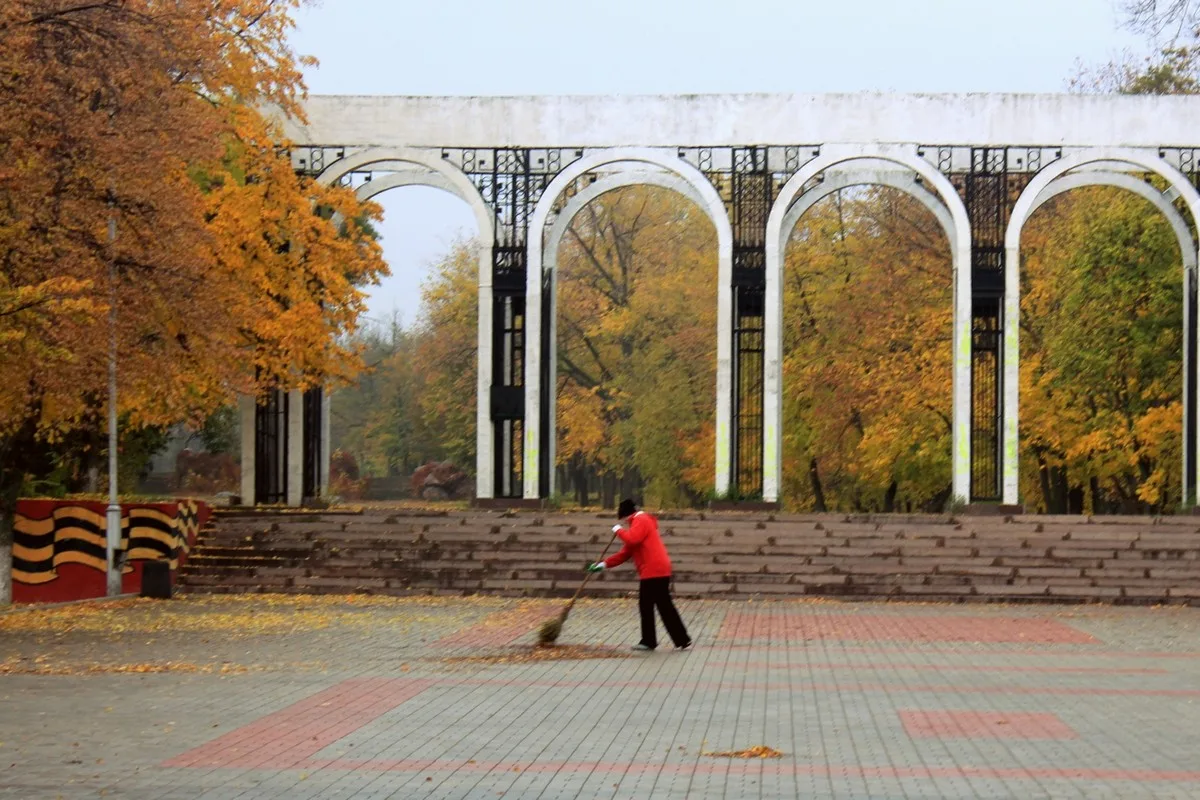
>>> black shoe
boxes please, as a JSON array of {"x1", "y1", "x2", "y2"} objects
[
  {"x1": 676, "y1": 640, "x2": 693, "y2": 651},
  {"x1": 632, "y1": 643, "x2": 655, "y2": 651}
]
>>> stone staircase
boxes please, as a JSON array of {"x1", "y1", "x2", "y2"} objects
[{"x1": 176, "y1": 508, "x2": 1200, "y2": 605}]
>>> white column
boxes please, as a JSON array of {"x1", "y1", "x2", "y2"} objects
[
  {"x1": 287, "y1": 389, "x2": 304, "y2": 507},
  {"x1": 1185, "y1": 264, "x2": 1193, "y2": 508},
  {"x1": 1194, "y1": 254, "x2": 1200, "y2": 507},
  {"x1": 523, "y1": 275, "x2": 542, "y2": 499},
  {"x1": 548, "y1": 267, "x2": 558, "y2": 499},
  {"x1": 476, "y1": 277, "x2": 495, "y2": 499},
  {"x1": 715, "y1": 244, "x2": 733, "y2": 497},
  {"x1": 1001, "y1": 242, "x2": 1020, "y2": 506},
  {"x1": 763, "y1": 218, "x2": 784, "y2": 504},
  {"x1": 952, "y1": 242, "x2": 974, "y2": 505},
  {"x1": 239, "y1": 394, "x2": 256, "y2": 505}
]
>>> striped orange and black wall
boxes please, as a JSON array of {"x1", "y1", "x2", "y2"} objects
[{"x1": 12, "y1": 499, "x2": 210, "y2": 604}]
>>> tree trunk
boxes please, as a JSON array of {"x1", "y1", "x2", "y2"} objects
[
  {"x1": 0, "y1": 414, "x2": 39, "y2": 606},
  {"x1": 1052, "y1": 466, "x2": 1071, "y2": 514},
  {"x1": 576, "y1": 458, "x2": 589, "y2": 507},
  {"x1": 883, "y1": 480, "x2": 898, "y2": 513},
  {"x1": 0, "y1": 494, "x2": 15, "y2": 606},
  {"x1": 809, "y1": 458, "x2": 827, "y2": 512},
  {"x1": 1037, "y1": 453, "x2": 1054, "y2": 514},
  {"x1": 1089, "y1": 475, "x2": 1104, "y2": 515},
  {"x1": 601, "y1": 474, "x2": 615, "y2": 509},
  {"x1": 1067, "y1": 484, "x2": 1084, "y2": 515},
  {"x1": 927, "y1": 482, "x2": 952, "y2": 513}
]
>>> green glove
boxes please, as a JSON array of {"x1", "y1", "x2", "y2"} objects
[{"x1": 586, "y1": 561, "x2": 606, "y2": 573}]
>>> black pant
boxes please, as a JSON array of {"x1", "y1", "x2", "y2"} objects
[{"x1": 639, "y1": 576, "x2": 690, "y2": 648}]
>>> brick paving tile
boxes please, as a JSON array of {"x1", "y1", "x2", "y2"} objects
[{"x1": 1, "y1": 595, "x2": 1199, "y2": 798}]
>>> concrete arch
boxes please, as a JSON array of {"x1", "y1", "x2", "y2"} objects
[
  {"x1": 782, "y1": 170, "x2": 958, "y2": 254},
  {"x1": 317, "y1": 147, "x2": 495, "y2": 242},
  {"x1": 524, "y1": 148, "x2": 735, "y2": 499},
  {"x1": 539, "y1": 171, "x2": 709, "y2": 497},
  {"x1": 765, "y1": 146, "x2": 973, "y2": 505},
  {"x1": 318, "y1": 147, "x2": 500, "y2": 498},
  {"x1": 544, "y1": 172, "x2": 708, "y2": 273},
  {"x1": 354, "y1": 171, "x2": 459, "y2": 202},
  {"x1": 1031, "y1": 171, "x2": 1196, "y2": 271},
  {"x1": 1005, "y1": 149, "x2": 1200, "y2": 507}
]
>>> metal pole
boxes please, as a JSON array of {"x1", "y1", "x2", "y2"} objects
[{"x1": 106, "y1": 213, "x2": 121, "y2": 597}]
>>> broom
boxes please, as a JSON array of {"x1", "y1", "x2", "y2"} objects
[{"x1": 537, "y1": 530, "x2": 619, "y2": 646}]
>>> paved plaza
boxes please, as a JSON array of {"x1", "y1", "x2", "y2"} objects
[{"x1": 1, "y1": 594, "x2": 1199, "y2": 799}]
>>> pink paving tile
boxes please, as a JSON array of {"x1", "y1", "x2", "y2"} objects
[
  {"x1": 900, "y1": 710, "x2": 1079, "y2": 740},
  {"x1": 434, "y1": 622, "x2": 537, "y2": 647},
  {"x1": 252, "y1": 758, "x2": 1200, "y2": 783},
  {"x1": 718, "y1": 611, "x2": 1099, "y2": 644},
  {"x1": 433, "y1": 609, "x2": 541, "y2": 647},
  {"x1": 162, "y1": 678, "x2": 433, "y2": 769},
  {"x1": 706, "y1": 660, "x2": 1166, "y2": 675}
]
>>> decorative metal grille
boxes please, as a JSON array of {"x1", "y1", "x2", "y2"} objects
[
  {"x1": 922, "y1": 146, "x2": 1056, "y2": 502},
  {"x1": 255, "y1": 390, "x2": 288, "y2": 505},
  {"x1": 443, "y1": 148, "x2": 584, "y2": 496},
  {"x1": 289, "y1": 146, "x2": 347, "y2": 176},
  {"x1": 1158, "y1": 148, "x2": 1200, "y2": 191},
  {"x1": 963, "y1": 149, "x2": 1013, "y2": 503},
  {"x1": 302, "y1": 388, "x2": 323, "y2": 501},
  {"x1": 733, "y1": 290, "x2": 765, "y2": 497},
  {"x1": 674, "y1": 145, "x2": 815, "y2": 496},
  {"x1": 727, "y1": 146, "x2": 773, "y2": 496},
  {"x1": 490, "y1": 294, "x2": 525, "y2": 497},
  {"x1": 970, "y1": 308, "x2": 1002, "y2": 502}
]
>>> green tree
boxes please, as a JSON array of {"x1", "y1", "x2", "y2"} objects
[{"x1": 1020, "y1": 187, "x2": 1183, "y2": 512}]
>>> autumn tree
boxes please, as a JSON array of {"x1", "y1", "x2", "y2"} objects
[
  {"x1": 781, "y1": 188, "x2": 954, "y2": 512},
  {"x1": 1069, "y1": 0, "x2": 1200, "y2": 93},
  {"x1": 554, "y1": 186, "x2": 718, "y2": 507},
  {"x1": 0, "y1": 1, "x2": 386, "y2": 603},
  {"x1": 1125, "y1": 0, "x2": 1200, "y2": 40},
  {"x1": 1019, "y1": 188, "x2": 1183, "y2": 513},
  {"x1": 335, "y1": 241, "x2": 479, "y2": 483}
]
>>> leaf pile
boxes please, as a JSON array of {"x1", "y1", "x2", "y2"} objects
[
  {"x1": 0, "y1": 595, "x2": 481, "y2": 636},
  {"x1": 0, "y1": 657, "x2": 249, "y2": 676},
  {"x1": 442, "y1": 644, "x2": 630, "y2": 665},
  {"x1": 702, "y1": 745, "x2": 785, "y2": 759}
]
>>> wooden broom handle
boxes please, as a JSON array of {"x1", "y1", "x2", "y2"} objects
[{"x1": 566, "y1": 530, "x2": 620, "y2": 606}]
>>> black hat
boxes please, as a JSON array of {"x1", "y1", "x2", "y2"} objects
[{"x1": 617, "y1": 498, "x2": 637, "y2": 519}]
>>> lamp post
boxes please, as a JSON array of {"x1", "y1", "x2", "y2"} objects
[{"x1": 105, "y1": 210, "x2": 121, "y2": 597}]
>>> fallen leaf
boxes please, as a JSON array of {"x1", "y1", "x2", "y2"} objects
[{"x1": 702, "y1": 745, "x2": 784, "y2": 759}]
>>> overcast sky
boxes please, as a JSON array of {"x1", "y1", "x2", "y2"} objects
[{"x1": 289, "y1": 0, "x2": 1144, "y2": 325}]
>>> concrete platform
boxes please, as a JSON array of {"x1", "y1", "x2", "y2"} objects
[{"x1": 2, "y1": 594, "x2": 1199, "y2": 798}]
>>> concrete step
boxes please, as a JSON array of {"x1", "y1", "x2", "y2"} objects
[{"x1": 176, "y1": 508, "x2": 1200, "y2": 605}]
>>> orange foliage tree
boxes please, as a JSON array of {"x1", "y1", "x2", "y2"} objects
[
  {"x1": 1019, "y1": 187, "x2": 1183, "y2": 513},
  {"x1": 0, "y1": 1, "x2": 386, "y2": 602},
  {"x1": 781, "y1": 188, "x2": 955, "y2": 512}
]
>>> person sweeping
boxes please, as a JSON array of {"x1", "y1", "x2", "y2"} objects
[{"x1": 587, "y1": 498, "x2": 692, "y2": 651}]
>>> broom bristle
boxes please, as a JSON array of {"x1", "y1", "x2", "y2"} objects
[{"x1": 537, "y1": 616, "x2": 562, "y2": 645}]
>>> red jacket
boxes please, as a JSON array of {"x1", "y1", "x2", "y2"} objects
[{"x1": 602, "y1": 511, "x2": 672, "y2": 579}]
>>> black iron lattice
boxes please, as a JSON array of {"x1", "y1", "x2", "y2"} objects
[
  {"x1": 302, "y1": 387, "x2": 323, "y2": 502},
  {"x1": 254, "y1": 389, "x2": 288, "y2": 505}
]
